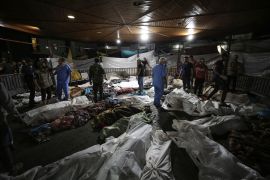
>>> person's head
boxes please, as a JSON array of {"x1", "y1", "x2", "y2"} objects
[
  {"x1": 58, "y1": 58, "x2": 65, "y2": 65},
  {"x1": 190, "y1": 55, "x2": 194, "y2": 60},
  {"x1": 26, "y1": 59, "x2": 33, "y2": 66},
  {"x1": 159, "y1": 57, "x2": 166, "y2": 64},
  {"x1": 17, "y1": 61, "x2": 22, "y2": 66},
  {"x1": 184, "y1": 56, "x2": 189, "y2": 63},
  {"x1": 41, "y1": 59, "x2": 48, "y2": 68},
  {"x1": 94, "y1": 58, "x2": 99, "y2": 63},
  {"x1": 199, "y1": 58, "x2": 205, "y2": 64},
  {"x1": 234, "y1": 55, "x2": 239, "y2": 62}
]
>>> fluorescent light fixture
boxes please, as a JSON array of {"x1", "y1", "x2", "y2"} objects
[
  {"x1": 67, "y1": 15, "x2": 75, "y2": 19},
  {"x1": 187, "y1": 34, "x2": 194, "y2": 41},
  {"x1": 140, "y1": 33, "x2": 149, "y2": 41},
  {"x1": 116, "y1": 39, "x2": 121, "y2": 44},
  {"x1": 175, "y1": 44, "x2": 180, "y2": 49},
  {"x1": 45, "y1": 46, "x2": 49, "y2": 49}
]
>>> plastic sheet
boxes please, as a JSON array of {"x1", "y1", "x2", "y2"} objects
[
  {"x1": 1, "y1": 118, "x2": 153, "y2": 180},
  {"x1": 140, "y1": 130, "x2": 175, "y2": 180},
  {"x1": 168, "y1": 119, "x2": 264, "y2": 180},
  {"x1": 163, "y1": 88, "x2": 264, "y2": 117},
  {"x1": 23, "y1": 96, "x2": 92, "y2": 126}
]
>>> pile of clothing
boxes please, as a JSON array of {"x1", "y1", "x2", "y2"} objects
[
  {"x1": 29, "y1": 101, "x2": 110, "y2": 142},
  {"x1": 114, "y1": 87, "x2": 134, "y2": 95},
  {"x1": 51, "y1": 109, "x2": 91, "y2": 131},
  {"x1": 92, "y1": 105, "x2": 142, "y2": 130}
]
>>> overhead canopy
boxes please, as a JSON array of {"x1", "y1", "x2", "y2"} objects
[{"x1": 1, "y1": 0, "x2": 270, "y2": 42}]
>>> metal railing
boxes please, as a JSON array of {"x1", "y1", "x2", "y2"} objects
[
  {"x1": 0, "y1": 68, "x2": 269, "y2": 97},
  {"x1": 0, "y1": 73, "x2": 27, "y2": 96}
]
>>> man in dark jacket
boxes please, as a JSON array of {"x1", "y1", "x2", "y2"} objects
[
  {"x1": 89, "y1": 58, "x2": 106, "y2": 102},
  {"x1": 0, "y1": 82, "x2": 21, "y2": 175},
  {"x1": 22, "y1": 60, "x2": 36, "y2": 107},
  {"x1": 207, "y1": 54, "x2": 228, "y2": 104},
  {"x1": 180, "y1": 56, "x2": 193, "y2": 91}
]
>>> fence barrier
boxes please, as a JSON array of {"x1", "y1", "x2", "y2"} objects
[{"x1": 0, "y1": 68, "x2": 269, "y2": 97}]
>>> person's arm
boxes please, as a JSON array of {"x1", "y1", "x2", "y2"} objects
[{"x1": 101, "y1": 67, "x2": 107, "y2": 80}]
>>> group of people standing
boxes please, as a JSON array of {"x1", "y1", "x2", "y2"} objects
[
  {"x1": 139, "y1": 54, "x2": 243, "y2": 110},
  {"x1": 15, "y1": 58, "x2": 71, "y2": 107}
]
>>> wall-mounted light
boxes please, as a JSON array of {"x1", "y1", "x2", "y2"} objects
[{"x1": 67, "y1": 15, "x2": 75, "y2": 19}]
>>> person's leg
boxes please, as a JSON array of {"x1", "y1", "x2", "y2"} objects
[
  {"x1": 56, "y1": 81, "x2": 62, "y2": 100},
  {"x1": 99, "y1": 84, "x2": 103, "y2": 101},
  {"x1": 63, "y1": 82, "x2": 69, "y2": 101},
  {"x1": 198, "y1": 79, "x2": 204, "y2": 96},
  {"x1": 46, "y1": 87, "x2": 52, "y2": 104},
  {"x1": 186, "y1": 77, "x2": 191, "y2": 89},
  {"x1": 93, "y1": 84, "x2": 98, "y2": 103},
  {"x1": 194, "y1": 79, "x2": 199, "y2": 95},
  {"x1": 207, "y1": 82, "x2": 219, "y2": 100},
  {"x1": 28, "y1": 81, "x2": 35, "y2": 106},
  {"x1": 182, "y1": 77, "x2": 187, "y2": 89},
  {"x1": 40, "y1": 88, "x2": 46, "y2": 103},
  {"x1": 138, "y1": 76, "x2": 143, "y2": 94},
  {"x1": 232, "y1": 76, "x2": 237, "y2": 91},
  {"x1": 154, "y1": 86, "x2": 162, "y2": 107},
  {"x1": 227, "y1": 76, "x2": 232, "y2": 90}
]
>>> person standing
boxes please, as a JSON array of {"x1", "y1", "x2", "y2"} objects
[
  {"x1": 89, "y1": 58, "x2": 105, "y2": 102},
  {"x1": 180, "y1": 56, "x2": 193, "y2": 91},
  {"x1": 55, "y1": 58, "x2": 72, "y2": 101},
  {"x1": 137, "y1": 57, "x2": 150, "y2": 95},
  {"x1": 0, "y1": 82, "x2": 21, "y2": 175},
  {"x1": 189, "y1": 55, "x2": 196, "y2": 88},
  {"x1": 207, "y1": 54, "x2": 228, "y2": 104},
  {"x1": 152, "y1": 58, "x2": 167, "y2": 108},
  {"x1": 227, "y1": 55, "x2": 239, "y2": 92},
  {"x1": 22, "y1": 60, "x2": 36, "y2": 107},
  {"x1": 36, "y1": 59, "x2": 53, "y2": 105},
  {"x1": 194, "y1": 58, "x2": 208, "y2": 96}
]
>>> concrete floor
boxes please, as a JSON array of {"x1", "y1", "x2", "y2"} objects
[{"x1": 8, "y1": 106, "x2": 200, "y2": 179}]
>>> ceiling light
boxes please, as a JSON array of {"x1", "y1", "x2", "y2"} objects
[
  {"x1": 188, "y1": 28, "x2": 194, "y2": 35},
  {"x1": 116, "y1": 39, "x2": 121, "y2": 44},
  {"x1": 175, "y1": 44, "x2": 180, "y2": 49},
  {"x1": 45, "y1": 46, "x2": 49, "y2": 49},
  {"x1": 140, "y1": 34, "x2": 149, "y2": 41},
  {"x1": 187, "y1": 34, "x2": 194, "y2": 41},
  {"x1": 105, "y1": 45, "x2": 109, "y2": 49},
  {"x1": 67, "y1": 15, "x2": 75, "y2": 19},
  {"x1": 97, "y1": 31, "x2": 102, "y2": 34}
]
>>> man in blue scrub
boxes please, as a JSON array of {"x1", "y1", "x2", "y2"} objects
[
  {"x1": 152, "y1": 57, "x2": 167, "y2": 108},
  {"x1": 55, "y1": 58, "x2": 72, "y2": 101}
]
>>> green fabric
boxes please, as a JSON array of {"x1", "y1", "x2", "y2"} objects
[
  {"x1": 89, "y1": 63, "x2": 105, "y2": 84},
  {"x1": 99, "y1": 112, "x2": 152, "y2": 142}
]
